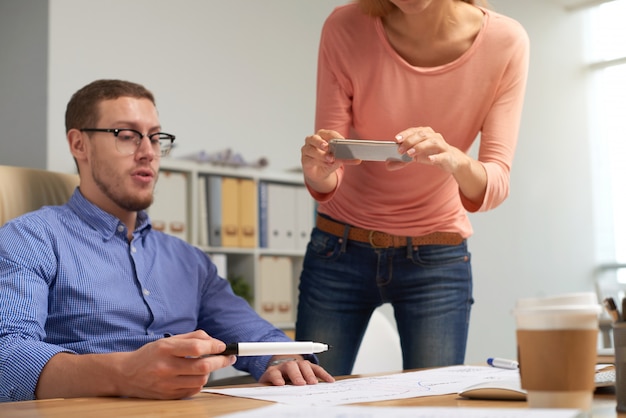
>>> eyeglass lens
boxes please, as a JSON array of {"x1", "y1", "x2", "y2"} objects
[{"x1": 115, "y1": 130, "x2": 173, "y2": 157}]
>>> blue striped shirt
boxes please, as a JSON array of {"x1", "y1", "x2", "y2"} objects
[{"x1": 0, "y1": 189, "x2": 291, "y2": 402}]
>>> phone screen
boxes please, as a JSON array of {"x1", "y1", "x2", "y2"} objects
[{"x1": 329, "y1": 139, "x2": 412, "y2": 162}]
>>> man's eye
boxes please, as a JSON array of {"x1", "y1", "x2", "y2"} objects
[{"x1": 118, "y1": 133, "x2": 136, "y2": 142}]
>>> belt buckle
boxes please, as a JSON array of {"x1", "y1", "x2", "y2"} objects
[{"x1": 368, "y1": 230, "x2": 387, "y2": 249}]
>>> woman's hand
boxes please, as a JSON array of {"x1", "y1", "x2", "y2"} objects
[
  {"x1": 392, "y1": 126, "x2": 487, "y2": 205},
  {"x1": 300, "y1": 129, "x2": 347, "y2": 194},
  {"x1": 389, "y1": 127, "x2": 468, "y2": 173}
]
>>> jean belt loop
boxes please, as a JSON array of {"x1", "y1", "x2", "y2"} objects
[
  {"x1": 340, "y1": 224, "x2": 350, "y2": 253},
  {"x1": 406, "y1": 236, "x2": 413, "y2": 258}
]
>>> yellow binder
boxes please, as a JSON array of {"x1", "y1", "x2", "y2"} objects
[
  {"x1": 238, "y1": 178, "x2": 257, "y2": 248},
  {"x1": 220, "y1": 177, "x2": 239, "y2": 247}
]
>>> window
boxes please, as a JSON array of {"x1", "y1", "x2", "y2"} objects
[{"x1": 586, "y1": 0, "x2": 626, "y2": 293}]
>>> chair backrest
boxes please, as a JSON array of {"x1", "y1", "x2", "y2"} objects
[
  {"x1": 352, "y1": 308, "x2": 403, "y2": 374},
  {"x1": 0, "y1": 165, "x2": 79, "y2": 227}
]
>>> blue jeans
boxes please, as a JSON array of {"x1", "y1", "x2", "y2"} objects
[{"x1": 295, "y1": 227, "x2": 474, "y2": 376}]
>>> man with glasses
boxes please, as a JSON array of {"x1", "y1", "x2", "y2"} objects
[{"x1": 0, "y1": 79, "x2": 334, "y2": 402}]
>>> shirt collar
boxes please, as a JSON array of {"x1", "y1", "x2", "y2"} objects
[{"x1": 66, "y1": 188, "x2": 152, "y2": 240}]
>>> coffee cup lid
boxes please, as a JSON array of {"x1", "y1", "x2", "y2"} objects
[
  {"x1": 515, "y1": 292, "x2": 598, "y2": 309},
  {"x1": 513, "y1": 304, "x2": 602, "y2": 316},
  {"x1": 513, "y1": 304, "x2": 601, "y2": 330}
]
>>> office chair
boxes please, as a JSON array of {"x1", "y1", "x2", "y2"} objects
[
  {"x1": 352, "y1": 308, "x2": 403, "y2": 374},
  {"x1": 0, "y1": 165, "x2": 79, "y2": 226}
]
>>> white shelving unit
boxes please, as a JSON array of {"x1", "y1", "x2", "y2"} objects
[{"x1": 151, "y1": 158, "x2": 313, "y2": 331}]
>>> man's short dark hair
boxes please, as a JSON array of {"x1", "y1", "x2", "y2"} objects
[{"x1": 65, "y1": 79, "x2": 156, "y2": 133}]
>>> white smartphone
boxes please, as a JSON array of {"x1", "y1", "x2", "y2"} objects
[{"x1": 329, "y1": 139, "x2": 412, "y2": 162}]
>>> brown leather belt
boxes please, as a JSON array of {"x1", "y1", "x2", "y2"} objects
[{"x1": 316, "y1": 215, "x2": 464, "y2": 248}]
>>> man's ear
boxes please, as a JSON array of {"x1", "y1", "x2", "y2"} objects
[{"x1": 67, "y1": 129, "x2": 88, "y2": 161}]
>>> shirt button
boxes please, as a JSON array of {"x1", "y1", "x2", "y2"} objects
[
  {"x1": 131, "y1": 246, "x2": 137, "y2": 253},
  {"x1": 117, "y1": 225, "x2": 124, "y2": 232},
  {"x1": 143, "y1": 289, "x2": 150, "y2": 296}
]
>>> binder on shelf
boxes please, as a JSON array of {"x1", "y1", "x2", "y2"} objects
[
  {"x1": 258, "y1": 256, "x2": 294, "y2": 324},
  {"x1": 266, "y1": 183, "x2": 296, "y2": 250},
  {"x1": 258, "y1": 181, "x2": 269, "y2": 248},
  {"x1": 197, "y1": 175, "x2": 209, "y2": 247},
  {"x1": 206, "y1": 175, "x2": 222, "y2": 247},
  {"x1": 258, "y1": 182, "x2": 313, "y2": 251},
  {"x1": 209, "y1": 253, "x2": 228, "y2": 279},
  {"x1": 238, "y1": 178, "x2": 257, "y2": 248},
  {"x1": 295, "y1": 186, "x2": 314, "y2": 251},
  {"x1": 220, "y1": 177, "x2": 240, "y2": 247},
  {"x1": 149, "y1": 170, "x2": 188, "y2": 241}
]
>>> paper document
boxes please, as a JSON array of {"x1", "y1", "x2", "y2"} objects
[
  {"x1": 217, "y1": 403, "x2": 584, "y2": 418},
  {"x1": 204, "y1": 365, "x2": 519, "y2": 406}
]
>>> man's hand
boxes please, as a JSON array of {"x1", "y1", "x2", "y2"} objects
[
  {"x1": 115, "y1": 330, "x2": 235, "y2": 399},
  {"x1": 258, "y1": 357, "x2": 335, "y2": 386},
  {"x1": 36, "y1": 330, "x2": 235, "y2": 400}
]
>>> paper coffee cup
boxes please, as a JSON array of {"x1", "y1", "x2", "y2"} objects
[
  {"x1": 515, "y1": 292, "x2": 598, "y2": 309},
  {"x1": 513, "y1": 296, "x2": 600, "y2": 411}
]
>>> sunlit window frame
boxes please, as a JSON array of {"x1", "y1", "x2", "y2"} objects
[{"x1": 585, "y1": 0, "x2": 626, "y2": 293}]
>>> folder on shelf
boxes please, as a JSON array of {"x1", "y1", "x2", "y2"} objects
[
  {"x1": 221, "y1": 177, "x2": 240, "y2": 247},
  {"x1": 206, "y1": 175, "x2": 222, "y2": 247},
  {"x1": 239, "y1": 178, "x2": 257, "y2": 248},
  {"x1": 266, "y1": 183, "x2": 296, "y2": 250},
  {"x1": 197, "y1": 175, "x2": 209, "y2": 247},
  {"x1": 149, "y1": 170, "x2": 188, "y2": 241},
  {"x1": 258, "y1": 256, "x2": 294, "y2": 324},
  {"x1": 258, "y1": 182, "x2": 313, "y2": 251},
  {"x1": 295, "y1": 186, "x2": 314, "y2": 251},
  {"x1": 209, "y1": 253, "x2": 228, "y2": 279},
  {"x1": 258, "y1": 181, "x2": 269, "y2": 248}
]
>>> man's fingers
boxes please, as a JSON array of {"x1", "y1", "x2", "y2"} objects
[{"x1": 161, "y1": 334, "x2": 226, "y2": 359}]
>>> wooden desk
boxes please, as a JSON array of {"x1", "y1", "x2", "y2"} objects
[{"x1": 0, "y1": 382, "x2": 621, "y2": 418}]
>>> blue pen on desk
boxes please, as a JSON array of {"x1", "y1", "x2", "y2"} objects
[{"x1": 487, "y1": 357, "x2": 519, "y2": 370}]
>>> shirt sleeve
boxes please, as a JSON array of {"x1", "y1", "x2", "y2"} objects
[
  {"x1": 0, "y1": 219, "x2": 77, "y2": 402},
  {"x1": 305, "y1": 14, "x2": 354, "y2": 204},
  {"x1": 194, "y1": 253, "x2": 317, "y2": 380},
  {"x1": 461, "y1": 19, "x2": 530, "y2": 213}
]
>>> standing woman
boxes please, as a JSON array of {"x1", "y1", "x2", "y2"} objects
[{"x1": 297, "y1": 0, "x2": 529, "y2": 375}]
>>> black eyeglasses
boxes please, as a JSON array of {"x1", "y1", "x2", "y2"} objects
[{"x1": 80, "y1": 128, "x2": 176, "y2": 157}]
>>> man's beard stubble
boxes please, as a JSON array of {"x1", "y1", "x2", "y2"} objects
[{"x1": 91, "y1": 162, "x2": 155, "y2": 212}]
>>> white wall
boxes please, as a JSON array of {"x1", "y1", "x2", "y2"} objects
[
  {"x1": 466, "y1": 0, "x2": 595, "y2": 362},
  {"x1": 44, "y1": 0, "x2": 596, "y2": 365},
  {"x1": 47, "y1": 0, "x2": 346, "y2": 173}
]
